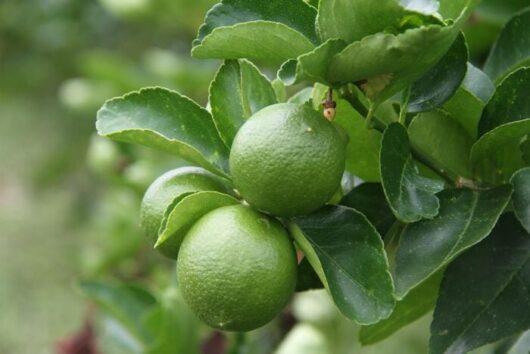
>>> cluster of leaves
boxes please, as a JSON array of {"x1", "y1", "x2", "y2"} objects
[{"x1": 94, "y1": 0, "x2": 530, "y2": 353}]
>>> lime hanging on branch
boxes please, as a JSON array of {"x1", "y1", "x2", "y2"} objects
[{"x1": 230, "y1": 103, "x2": 347, "y2": 217}]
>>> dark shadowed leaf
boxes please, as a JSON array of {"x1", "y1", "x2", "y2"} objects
[
  {"x1": 408, "y1": 33, "x2": 468, "y2": 113},
  {"x1": 471, "y1": 119, "x2": 530, "y2": 185},
  {"x1": 340, "y1": 183, "x2": 395, "y2": 236},
  {"x1": 511, "y1": 167, "x2": 530, "y2": 233},
  {"x1": 155, "y1": 191, "x2": 239, "y2": 259},
  {"x1": 209, "y1": 60, "x2": 276, "y2": 147},
  {"x1": 479, "y1": 67, "x2": 530, "y2": 136},
  {"x1": 296, "y1": 258, "x2": 324, "y2": 292},
  {"x1": 395, "y1": 186, "x2": 512, "y2": 298},
  {"x1": 96, "y1": 87, "x2": 230, "y2": 177},
  {"x1": 484, "y1": 8, "x2": 530, "y2": 83},
  {"x1": 408, "y1": 111, "x2": 474, "y2": 178},
  {"x1": 430, "y1": 213, "x2": 530, "y2": 354},
  {"x1": 290, "y1": 205, "x2": 395, "y2": 325},
  {"x1": 380, "y1": 123, "x2": 445, "y2": 223},
  {"x1": 360, "y1": 271, "x2": 443, "y2": 345}
]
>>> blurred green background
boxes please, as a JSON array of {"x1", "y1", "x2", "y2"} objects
[{"x1": 0, "y1": 1, "x2": 525, "y2": 353}]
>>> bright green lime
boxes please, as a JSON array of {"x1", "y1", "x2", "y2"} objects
[
  {"x1": 140, "y1": 166, "x2": 229, "y2": 243},
  {"x1": 177, "y1": 205, "x2": 297, "y2": 332},
  {"x1": 230, "y1": 103, "x2": 346, "y2": 217}
]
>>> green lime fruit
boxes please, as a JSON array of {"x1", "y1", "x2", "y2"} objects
[
  {"x1": 140, "y1": 167, "x2": 229, "y2": 243},
  {"x1": 230, "y1": 103, "x2": 346, "y2": 217},
  {"x1": 177, "y1": 205, "x2": 297, "y2": 332}
]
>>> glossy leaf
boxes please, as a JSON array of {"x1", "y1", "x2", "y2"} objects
[
  {"x1": 430, "y1": 213, "x2": 530, "y2": 354},
  {"x1": 408, "y1": 111, "x2": 473, "y2": 178},
  {"x1": 192, "y1": 21, "x2": 315, "y2": 66},
  {"x1": 484, "y1": 8, "x2": 530, "y2": 83},
  {"x1": 442, "y1": 63, "x2": 494, "y2": 138},
  {"x1": 327, "y1": 21, "x2": 466, "y2": 101},
  {"x1": 471, "y1": 119, "x2": 530, "y2": 185},
  {"x1": 380, "y1": 123, "x2": 445, "y2": 223},
  {"x1": 408, "y1": 33, "x2": 468, "y2": 113},
  {"x1": 209, "y1": 59, "x2": 276, "y2": 147},
  {"x1": 359, "y1": 271, "x2": 443, "y2": 345},
  {"x1": 155, "y1": 191, "x2": 239, "y2": 258},
  {"x1": 395, "y1": 186, "x2": 512, "y2": 298},
  {"x1": 439, "y1": 0, "x2": 480, "y2": 20},
  {"x1": 78, "y1": 281, "x2": 156, "y2": 343},
  {"x1": 479, "y1": 67, "x2": 530, "y2": 136},
  {"x1": 340, "y1": 183, "x2": 395, "y2": 236},
  {"x1": 290, "y1": 205, "x2": 395, "y2": 325},
  {"x1": 317, "y1": 0, "x2": 435, "y2": 43},
  {"x1": 278, "y1": 39, "x2": 346, "y2": 86},
  {"x1": 194, "y1": 0, "x2": 319, "y2": 46},
  {"x1": 511, "y1": 167, "x2": 530, "y2": 233},
  {"x1": 334, "y1": 99, "x2": 382, "y2": 182},
  {"x1": 96, "y1": 87, "x2": 229, "y2": 177}
]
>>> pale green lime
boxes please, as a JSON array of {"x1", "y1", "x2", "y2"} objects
[{"x1": 177, "y1": 205, "x2": 297, "y2": 332}]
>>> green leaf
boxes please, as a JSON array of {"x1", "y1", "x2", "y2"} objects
[
  {"x1": 359, "y1": 270, "x2": 443, "y2": 345},
  {"x1": 155, "y1": 191, "x2": 239, "y2": 259},
  {"x1": 340, "y1": 183, "x2": 395, "y2": 236},
  {"x1": 441, "y1": 63, "x2": 494, "y2": 139},
  {"x1": 479, "y1": 68, "x2": 530, "y2": 136},
  {"x1": 290, "y1": 205, "x2": 395, "y2": 325},
  {"x1": 96, "y1": 87, "x2": 229, "y2": 177},
  {"x1": 316, "y1": 0, "x2": 435, "y2": 43},
  {"x1": 144, "y1": 287, "x2": 200, "y2": 354},
  {"x1": 192, "y1": 21, "x2": 315, "y2": 67},
  {"x1": 278, "y1": 39, "x2": 347, "y2": 86},
  {"x1": 394, "y1": 186, "x2": 512, "y2": 298},
  {"x1": 471, "y1": 119, "x2": 530, "y2": 185},
  {"x1": 328, "y1": 22, "x2": 464, "y2": 102},
  {"x1": 194, "y1": 0, "x2": 318, "y2": 46},
  {"x1": 334, "y1": 99, "x2": 382, "y2": 182},
  {"x1": 439, "y1": 0, "x2": 480, "y2": 20},
  {"x1": 484, "y1": 8, "x2": 530, "y2": 83},
  {"x1": 408, "y1": 33, "x2": 468, "y2": 113},
  {"x1": 287, "y1": 87, "x2": 314, "y2": 105},
  {"x1": 380, "y1": 123, "x2": 445, "y2": 223},
  {"x1": 78, "y1": 281, "x2": 156, "y2": 343},
  {"x1": 408, "y1": 111, "x2": 474, "y2": 178},
  {"x1": 209, "y1": 59, "x2": 276, "y2": 147},
  {"x1": 511, "y1": 167, "x2": 530, "y2": 233},
  {"x1": 430, "y1": 213, "x2": 530, "y2": 354}
]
